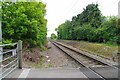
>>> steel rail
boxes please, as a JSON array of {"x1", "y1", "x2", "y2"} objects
[
  {"x1": 52, "y1": 41, "x2": 105, "y2": 66},
  {"x1": 53, "y1": 41, "x2": 118, "y2": 69},
  {"x1": 51, "y1": 41, "x2": 118, "y2": 80}
]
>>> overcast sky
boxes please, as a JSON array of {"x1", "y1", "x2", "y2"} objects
[{"x1": 42, "y1": 0, "x2": 119, "y2": 37}]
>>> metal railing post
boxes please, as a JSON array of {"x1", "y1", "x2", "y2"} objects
[
  {"x1": 17, "y1": 40, "x2": 22, "y2": 69},
  {"x1": 0, "y1": 46, "x2": 3, "y2": 79},
  {"x1": 0, "y1": 19, "x2": 3, "y2": 79}
]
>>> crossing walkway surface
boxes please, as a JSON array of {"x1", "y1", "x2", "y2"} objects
[
  {"x1": 4, "y1": 68, "x2": 88, "y2": 79},
  {"x1": 3, "y1": 67, "x2": 119, "y2": 80}
]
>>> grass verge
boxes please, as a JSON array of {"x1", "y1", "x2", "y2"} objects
[{"x1": 59, "y1": 40, "x2": 118, "y2": 61}]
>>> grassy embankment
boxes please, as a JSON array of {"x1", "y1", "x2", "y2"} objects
[{"x1": 60, "y1": 40, "x2": 118, "y2": 61}]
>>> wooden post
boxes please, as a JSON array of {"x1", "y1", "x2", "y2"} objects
[{"x1": 18, "y1": 40, "x2": 22, "y2": 69}]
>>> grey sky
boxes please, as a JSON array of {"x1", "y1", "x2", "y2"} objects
[{"x1": 42, "y1": 0, "x2": 119, "y2": 37}]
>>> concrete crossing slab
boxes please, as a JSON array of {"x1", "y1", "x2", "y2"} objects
[
  {"x1": 5, "y1": 68, "x2": 87, "y2": 79},
  {"x1": 18, "y1": 69, "x2": 30, "y2": 78},
  {"x1": 5, "y1": 69, "x2": 23, "y2": 78},
  {"x1": 27, "y1": 68, "x2": 87, "y2": 78},
  {"x1": 4, "y1": 67, "x2": 118, "y2": 80}
]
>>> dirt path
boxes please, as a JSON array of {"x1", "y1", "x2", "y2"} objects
[{"x1": 41, "y1": 41, "x2": 80, "y2": 68}]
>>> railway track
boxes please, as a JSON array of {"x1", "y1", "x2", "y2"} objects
[{"x1": 51, "y1": 41, "x2": 118, "y2": 80}]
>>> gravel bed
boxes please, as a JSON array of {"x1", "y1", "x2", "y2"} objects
[{"x1": 40, "y1": 41, "x2": 81, "y2": 68}]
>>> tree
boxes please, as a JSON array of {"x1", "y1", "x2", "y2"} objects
[
  {"x1": 2, "y1": 2, "x2": 47, "y2": 47},
  {"x1": 56, "y1": 3, "x2": 118, "y2": 44},
  {"x1": 50, "y1": 33, "x2": 57, "y2": 40}
]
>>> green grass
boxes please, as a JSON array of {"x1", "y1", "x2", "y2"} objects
[
  {"x1": 79, "y1": 41, "x2": 118, "y2": 58},
  {"x1": 61, "y1": 40, "x2": 118, "y2": 60}
]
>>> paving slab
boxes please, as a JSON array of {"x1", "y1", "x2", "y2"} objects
[
  {"x1": 4, "y1": 68, "x2": 88, "y2": 80},
  {"x1": 5, "y1": 68, "x2": 23, "y2": 78},
  {"x1": 27, "y1": 68, "x2": 87, "y2": 78},
  {"x1": 4, "y1": 67, "x2": 119, "y2": 80}
]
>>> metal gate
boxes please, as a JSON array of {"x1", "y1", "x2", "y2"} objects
[{"x1": 0, "y1": 40, "x2": 22, "y2": 79}]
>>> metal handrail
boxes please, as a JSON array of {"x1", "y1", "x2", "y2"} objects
[
  {"x1": 2, "y1": 66, "x2": 17, "y2": 79},
  {"x1": 0, "y1": 55, "x2": 16, "y2": 63},
  {"x1": 3, "y1": 49, "x2": 15, "y2": 53},
  {"x1": 2, "y1": 58, "x2": 18, "y2": 69},
  {"x1": 1, "y1": 63, "x2": 18, "y2": 79},
  {"x1": 0, "y1": 43, "x2": 17, "y2": 47},
  {"x1": 2, "y1": 48, "x2": 17, "y2": 55},
  {"x1": 2, "y1": 62, "x2": 18, "y2": 75}
]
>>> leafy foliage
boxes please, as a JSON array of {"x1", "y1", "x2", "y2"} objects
[
  {"x1": 50, "y1": 33, "x2": 57, "y2": 40},
  {"x1": 2, "y1": 2, "x2": 47, "y2": 47},
  {"x1": 56, "y1": 3, "x2": 119, "y2": 44}
]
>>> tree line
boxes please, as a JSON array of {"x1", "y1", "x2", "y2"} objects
[
  {"x1": 2, "y1": 2, "x2": 47, "y2": 47},
  {"x1": 56, "y1": 4, "x2": 119, "y2": 44}
]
